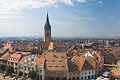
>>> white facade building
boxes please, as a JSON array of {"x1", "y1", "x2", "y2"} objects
[
  {"x1": 80, "y1": 70, "x2": 95, "y2": 80},
  {"x1": 18, "y1": 55, "x2": 45, "y2": 80}
]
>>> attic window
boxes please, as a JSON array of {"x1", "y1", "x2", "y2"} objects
[
  {"x1": 53, "y1": 54, "x2": 57, "y2": 58},
  {"x1": 48, "y1": 66, "x2": 52, "y2": 67},
  {"x1": 61, "y1": 65, "x2": 65, "y2": 67},
  {"x1": 55, "y1": 65, "x2": 58, "y2": 67},
  {"x1": 51, "y1": 60, "x2": 55, "y2": 62},
  {"x1": 61, "y1": 56, "x2": 64, "y2": 58},
  {"x1": 59, "y1": 60, "x2": 62, "y2": 62}
]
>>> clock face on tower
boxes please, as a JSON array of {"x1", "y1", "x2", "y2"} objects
[{"x1": 47, "y1": 32, "x2": 49, "y2": 36}]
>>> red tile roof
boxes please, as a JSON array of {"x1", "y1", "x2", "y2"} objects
[
  {"x1": 21, "y1": 52, "x2": 31, "y2": 55},
  {"x1": 43, "y1": 52, "x2": 69, "y2": 71},
  {"x1": 19, "y1": 56, "x2": 45, "y2": 66},
  {"x1": 8, "y1": 53, "x2": 22, "y2": 63},
  {"x1": 5, "y1": 42, "x2": 28, "y2": 51}
]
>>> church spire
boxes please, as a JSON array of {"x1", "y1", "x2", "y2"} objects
[
  {"x1": 44, "y1": 12, "x2": 51, "y2": 42},
  {"x1": 45, "y1": 13, "x2": 51, "y2": 30}
]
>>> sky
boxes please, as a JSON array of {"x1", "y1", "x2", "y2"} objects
[{"x1": 0, "y1": 0, "x2": 120, "y2": 38}]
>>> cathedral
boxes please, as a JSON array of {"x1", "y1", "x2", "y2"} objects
[{"x1": 44, "y1": 13, "x2": 51, "y2": 42}]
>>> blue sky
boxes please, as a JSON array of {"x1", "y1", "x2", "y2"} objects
[{"x1": 0, "y1": 0, "x2": 120, "y2": 38}]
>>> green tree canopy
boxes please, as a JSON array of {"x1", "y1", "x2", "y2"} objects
[
  {"x1": 18, "y1": 71, "x2": 23, "y2": 76},
  {"x1": 0, "y1": 64, "x2": 6, "y2": 72},
  {"x1": 45, "y1": 75, "x2": 52, "y2": 80},
  {"x1": 28, "y1": 70, "x2": 37, "y2": 80},
  {"x1": 30, "y1": 49, "x2": 43, "y2": 55},
  {"x1": 6, "y1": 65, "x2": 14, "y2": 74}
]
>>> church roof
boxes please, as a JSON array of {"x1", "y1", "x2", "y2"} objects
[{"x1": 44, "y1": 13, "x2": 51, "y2": 30}]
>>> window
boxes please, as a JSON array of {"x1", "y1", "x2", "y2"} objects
[
  {"x1": 82, "y1": 72, "x2": 83, "y2": 75},
  {"x1": 92, "y1": 70, "x2": 94, "y2": 73},
  {"x1": 88, "y1": 76, "x2": 90, "y2": 79},
  {"x1": 65, "y1": 72, "x2": 67, "y2": 74},
  {"x1": 85, "y1": 76, "x2": 87, "y2": 80},
  {"x1": 81, "y1": 77, "x2": 83, "y2": 80},
  {"x1": 11, "y1": 62, "x2": 13, "y2": 65},
  {"x1": 28, "y1": 67, "x2": 30, "y2": 71},
  {"x1": 32, "y1": 67, "x2": 34, "y2": 71},
  {"x1": 89, "y1": 71, "x2": 91, "y2": 73},
  {"x1": 19, "y1": 66, "x2": 21, "y2": 69},
  {"x1": 78, "y1": 72, "x2": 79, "y2": 75},
  {"x1": 25, "y1": 66, "x2": 26, "y2": 70},
  {"x1": 85, "y1": 72, "x2": 86, "y2": 74},
  {"x1": 40, "y1": 70, "x2": 42, "y2": 73},
  {"x1": 92, "y1": 75, "x2": 94, "y2": 79},
  {"x1": 60, "y1": 72, "x2": 62, "y2": 75},
  {"x1": 15, "y1": 63, "x2": 17, "y2": 66}
]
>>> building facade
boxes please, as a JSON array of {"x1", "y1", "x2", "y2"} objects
[{"x1": 18, "y1": 55, "x2": 45, "y2": 80}]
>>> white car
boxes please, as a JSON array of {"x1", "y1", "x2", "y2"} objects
[
  {"x1": 12, "y1": 76, "x2": 16, "y2": 80},
  {"x1": 17, "y1": 78, "x2": 23, "y2": 80}
]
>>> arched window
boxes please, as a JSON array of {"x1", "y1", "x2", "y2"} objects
[
  {"x1": 85, "y1": 76, "x2": 87, "y2": 80},
  {"x1": 88, "y1": 76, "x2": 90, "y2": 79},
  {"x1": 81, "y1": 77, "x2": 83, "y2": 80},
  {"x1": 92, "y1": 75, "x2": 94, "y2": 79}
]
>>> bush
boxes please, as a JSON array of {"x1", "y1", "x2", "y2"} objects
[
  {"x1": 19, "y1": 71, "x2": 23, "y2": 76},
  {"x1": 28, "y1": 70, "x2": 37, "y2": 80},
  {"x1": 6, "y1": 65, "x2": 14, "y2": 74},
  {"x1": 0, "y1": 64, "x2": 6, "y2": 72}
]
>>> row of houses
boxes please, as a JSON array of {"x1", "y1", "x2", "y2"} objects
[{"x1": 0, "y1": 42, "x2": 104, "y2": 80}]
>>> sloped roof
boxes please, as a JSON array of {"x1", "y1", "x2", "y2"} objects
[
  {"x1": 8, "y1": 53, "x2": 22, "y2": 63},
  {"x1": 43, "y1": 52, "x2": 68, "y2": 71},
  {"x1": 0, "y1": 50, "x2": 11, "y2": 60},
  {"x1": 44, "y1": 13, "x2": 51, "y2": 30},
  {"x1": 19, "y1": 56, "x2": 45, "y2": 66},
  {"x1": 5, "y1": 42, "x2": 28, "y2": 50},
  {"x1": 71, "y1": 56, "x2": 98, "y2": 71}
]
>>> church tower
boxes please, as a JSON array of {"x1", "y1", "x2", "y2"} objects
[{"x1": 44, "y1": 13, "x2": 51, "y2": 42}]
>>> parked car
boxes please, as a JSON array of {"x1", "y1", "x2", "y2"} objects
[
  {"x1": 3, "y1": 73, "x2": 8, "y2": 77},
  {"x1": 12, "y1": 76, "x2": 16, "y2": 80},
  {"x1": 17, "y1": 78, "x2": 23, "y2": 80}
]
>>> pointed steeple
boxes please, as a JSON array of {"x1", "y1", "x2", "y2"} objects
[{"x1": 45, "y1": 13, "x2": 51, "y2": 30}]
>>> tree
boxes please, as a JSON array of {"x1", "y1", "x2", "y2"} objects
[
  {"x1": 45, "y1": 75, "x2": 52, "y2": 80},
  {"x1": 28, "y1": 70, "x2": 37, "y2": 80},
  {"x1": 0, "y1": 64, "x2": 6, "y2": 73},
  {"x1": 30, "y1": 49, "x2": 43, "y2": 55},
  {"x1": 6, "y1": 65, "x2": 14, "y2": 74},
  {"x1": 18, "y1": 71, "x2": 23, "y2": 76}
]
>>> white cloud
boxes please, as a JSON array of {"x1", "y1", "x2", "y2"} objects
[
  {"x1": 68, "y1": 16, "x2": 95, "y2": 21},
  {"x1": 54, "y1": 21, "x2": 74, "y2": 25},
  {"x1": 54, "y1": 4, "x2": 59, "y2": 8},
  {"x1": 77, "y1": 0, "x2": 86, "y2": 3},
  {"x1": 0, "y1": 0, "x2": 72, "y2": 14},
  {"x1": 0, "y1": 0, "x2": 88, "y2": 14},
  {"x1": 0, "y1": 15, "x2": 26, "y2": 19},
  {"x1": 98, "y1": 1, "x2": 103, "y2": 4}
]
